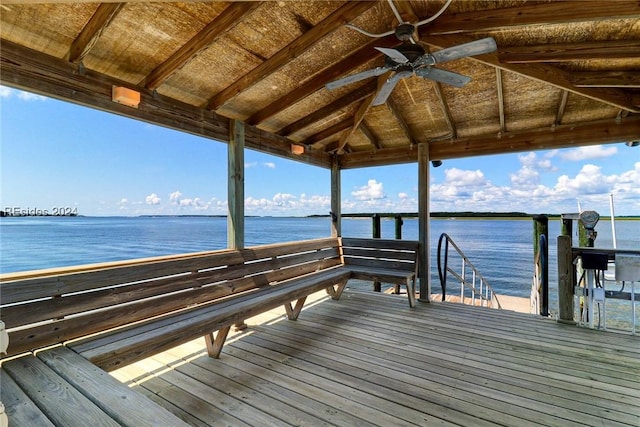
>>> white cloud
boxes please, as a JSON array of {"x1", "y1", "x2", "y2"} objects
[
  {"x1": 398, "y1": 192, "x2": 408, "y2": 199},
  {"x1": 18, "y1": 91, "x2": 47, "y2": 101},
  {"x1": 443, "y1": 168, "x2": 486, "y2": 186},
  {"x1": 263, "y1": 162, "x2": 276, "y2": 169},
  {"x1": 245, "y1": 161, "x2": 258, "y2": 168},
  {"x1": 0, "y1": 86, "x2": 46, "y2": 101},
  {"x1": 243, "y1": 192, "x2": 331, "y2": 216},
  {"x1": 510, "y1": 152, "x2": 558, "y2": 188},
  {"x1": 559, "y1": 145, "x2": 618, "y2": 161},
  {"x1": 145, "y1": 193, "x2": 161, "y2": 205},
  {"x1": 351, "y1": 179, "x2": 385, "y2": 201},
  {"x1": 169, "y1": 190, "x2": 182, "y2": 205},
  {"x1": 178, "y1": 197, "x2": 208, "y2": 210},
  {"x1": 0, "y1": 86, "x2": 12, "y2": 98},
  {"x1": 554, "y1": 164, "x2": 612, "y2": 195}
]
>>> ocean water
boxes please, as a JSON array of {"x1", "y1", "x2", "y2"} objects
[{"x1": 1, "y1": 216, "x2": 638, "y2": 318}]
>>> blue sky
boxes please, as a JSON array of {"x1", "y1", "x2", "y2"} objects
[{"x1": 1, "y1": 85, "x2": 639, "y2": 217}]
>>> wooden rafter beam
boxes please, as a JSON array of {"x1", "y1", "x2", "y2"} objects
[
  {"x1": 386, "y1": 97, "x2": 417, "y2": 145},
  {"x1": 141, "y1": 2, "x2": 258, "y2": 90},
  {"x1": 360, "y1": 123, "x2": 383, "y2": 150},
  {"x1": 278, "y1": 80, "x2": 376, "y2": 137},
  {"x1": 246, "y1": 33, "x2": 399, "y2": 125},
  {"x1": 430, "y1": 116, "x2": 640, "y2": 160},
  {"x1": 426, "y1": 1, "x2": 640, "y2": 35},
  {"x1": 570, "y1": 71, "x2": 640, "y2": 88},
  {"x1": 496, "y1": 69, "x2": 505, "y2": 133},
  {"x1": 431, "y1": 81, "x2": 457, "y2": 139},
  {"x1": 334, "y1": 70, "x2": 402, "y2": 153},
  {"x1": 339, "y1": 115, "x2": 640, "y2": 169},
  {"x1": 304, "y1": 118, "x2": 352, "y2": 146},
  {"x1": 555, "y1": 91, "x2": 569, "y2": 126},
  {"x1": 0, "y1": 39, "x2": 332, "y2": 169},
  {"x1": 205, "y1": 1, "x2": 375, "y2": 110},
  {"x1": 336, "y1": 93, "x2": 377, "y2": 153},
  {"x1": 421, "y1": 33, "x2": 640, "y2": 113},
  {"x1": 66, "y1": 3, "x2": 124, "y2": 63},
  {"x1": 499, "y1": 40, "x2": 640, "y2": 64}
]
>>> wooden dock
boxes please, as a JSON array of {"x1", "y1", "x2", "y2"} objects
[{"x1": 112, "y1": 290, "x2": 640, "y2": 427}]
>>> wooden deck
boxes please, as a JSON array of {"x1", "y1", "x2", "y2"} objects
[{"x1": 112, "y1": 290, "x2": 640, "y2": 427}]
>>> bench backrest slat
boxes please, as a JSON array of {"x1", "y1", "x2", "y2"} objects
[
  {"x1": 1, "y1": 238, "x2": 340, "y2": 357},
  {"x1": 1, "y1": 237, "x2": 339, "y2": 304},
  {"x1": 341, "y1": 238, "x2": 419, "y2": 273}
]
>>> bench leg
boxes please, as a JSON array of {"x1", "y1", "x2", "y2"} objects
[
  {"x1": 406, "y1": 278, "x2": 416, "y2": 308},
  {"x1": 233, "y1": 321, "x2": 248, "y2": 331},
  {"x1": 284, "y1": 297, "x2": 307, "y2": 320},
  {"x1": 326, "y1": 279, "x2": 348, "y2": 300},
  {"x1": 204, "y1": 326, "x2": 231, "y2": 359}
]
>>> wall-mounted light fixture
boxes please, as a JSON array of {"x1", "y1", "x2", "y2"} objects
[
  {"x1": 431, "y1": 160, "x2": 443, "y2": 167},
  {"x1": 291, "y1": 144, "x2": 305, "y2": 155},
  {"x1": 112, "y1": 86, "x2": 141, "y2": 108},
  {"x1": 625, "y1": 140, "x2": 640, "y2": 147}
]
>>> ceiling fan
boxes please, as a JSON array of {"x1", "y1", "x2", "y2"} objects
[{"x1": 326, "y1": 22, "x2": 497, "y2": 106}]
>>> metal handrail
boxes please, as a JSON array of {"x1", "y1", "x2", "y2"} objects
[{"x1": 437, "y1": 233, "x2": 502, "y2": 308}]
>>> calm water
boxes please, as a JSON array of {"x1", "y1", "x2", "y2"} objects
[{"x1": 1, "y1": 216, "x2": 638, "y2": 316}]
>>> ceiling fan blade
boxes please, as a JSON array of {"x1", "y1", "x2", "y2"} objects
[
  {"x1": 431, "y1": 37, "x2": 497, "y2": 64},
  {"x1": 374, "y1": 47, "x2": 410, "y2": 64},
  {"x1": 372, "y1": 70, "x2": 413, "y2": 106},
  {"x1": 325, "y1": 67, "x2": 390, "y2": 91},
  {"x1": 416, "y1": 67, "x2": 471, "y2": 88}
]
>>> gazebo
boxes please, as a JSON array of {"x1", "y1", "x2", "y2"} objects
[
  {"x1": 2, "y1": 0, "x2": 639, "y2": 296},
  {"x1": 1, "y1": 3, "x2": 639, "y2": 425}
]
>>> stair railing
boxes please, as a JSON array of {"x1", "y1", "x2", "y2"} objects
[{"x1": 437, "y1": 233, "x2": 502, "y2": 308}]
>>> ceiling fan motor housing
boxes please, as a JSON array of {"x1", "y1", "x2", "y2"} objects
[
  {"x1": 384, "y1": 43, "x2": 426, "y2": 67},
  {"x1": 395, "y1": 23, "x2": 416, "y2": 41}
]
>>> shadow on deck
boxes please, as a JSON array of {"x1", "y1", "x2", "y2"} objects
[{"x1": 113, "y1": 290, "x2": 640, "y2": 427}]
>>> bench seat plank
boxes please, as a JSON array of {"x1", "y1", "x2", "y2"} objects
[
  {"x1": 37, "y1": 346, "x2": 190, "y2": 427},
  {"x1": 71, "y1": 267, "x2": 352, "y2": 371},
  {"x1": 2, "y1": 355, "x2": 121, "y2": 427},
  {"x1": 348, "y1": 266, "x2": 415, "y2": 283},
  {"x1": 0, "y1": 368, "x2": 55, "y2": 427}
]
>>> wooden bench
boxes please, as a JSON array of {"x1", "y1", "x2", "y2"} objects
[
  {"x1": 0, "y1": 236, "x2": 419, "y2": 425},
  {"x1": 341, "y1": 237, "x2": 420, "y2": 307},
  {"x1": 1, "y1": 238, "x2": 349, "y2": 370}
]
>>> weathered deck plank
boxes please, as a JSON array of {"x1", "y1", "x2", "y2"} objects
[{"x1": 116, "y1": 289, "x2": 640, "y2": 427}]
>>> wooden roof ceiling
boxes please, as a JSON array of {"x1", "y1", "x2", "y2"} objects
[{"x1": 1, "y1": 1, "x2": 639, "y2": 169}]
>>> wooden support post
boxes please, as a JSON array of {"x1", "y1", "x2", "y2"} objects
[
  {"x1": 331, "y1": 158, "x2": 341, "y2": 237},
  {"x1": 228, "y1": 119, "x2": 245, "y2": 250},
  {"x1": 533, "y1": 215, "x2": 549, "y2": 316},
  {"x1": 418, "y1": 143, "x2": 431, "y2": 302},
  {"x1": 228, "y1": 119, "x2": 247, "y2": 331},
  {"x1": 561, "y1": 217, "x2": 573, "y2": 239},
  {"x1": 578, "y1": 222, "x2": 590, "y2": 247},
  {"x1": 395, "y1": 215, "x2": 403, "y2": 240},
  {"x1": 557, "y1": 235, "x2": 575, "y2": 323},
  {"x1": 372, "y1": 214, "x2": 381, "y2": 238},
  {"x1": 372, "y1": 213, "x2": 381, "y2": 292}
]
